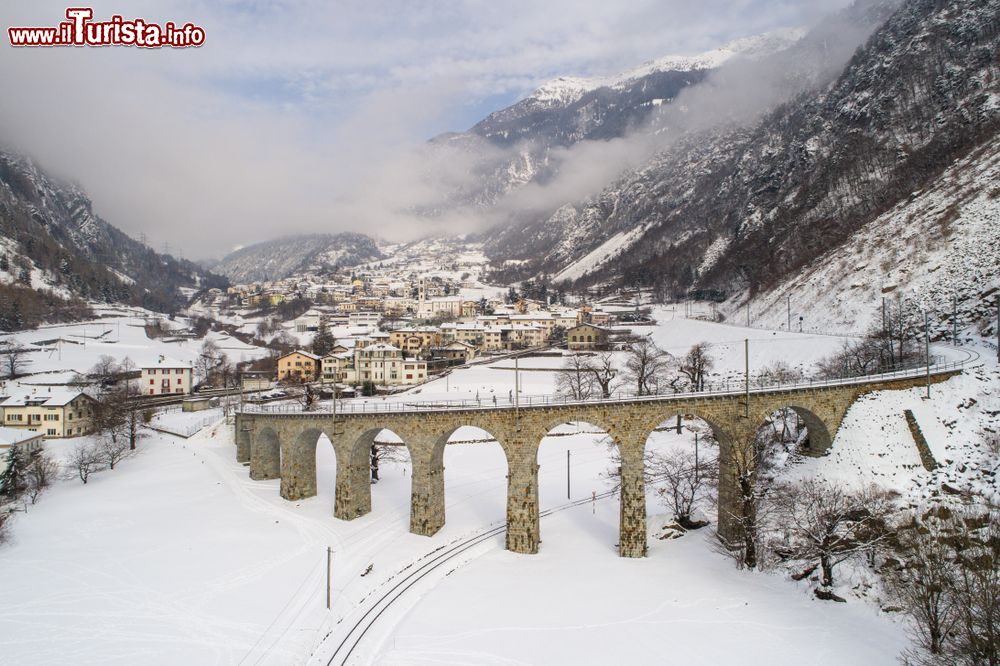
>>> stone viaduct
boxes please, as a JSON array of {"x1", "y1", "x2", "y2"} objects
[{"x1": 234, "y1": 369, "x2": 959, "y2": 557}]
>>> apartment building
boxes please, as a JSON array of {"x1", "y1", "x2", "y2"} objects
[
  {"x1": 0, "y1": 388, "x2": 98, "y2": 438},
  {"x1": 277, "y1": 350, "x2": 321, "y2": 381},
  {"x1": 140, "y1": 356, "x2": 193, "y2": 396}
]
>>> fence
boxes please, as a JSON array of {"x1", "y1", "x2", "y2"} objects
[{"x1": 239, "y1": 348, "x2": 978, "y2": 417}]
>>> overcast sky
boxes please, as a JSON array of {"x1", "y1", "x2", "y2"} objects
[{"x1": 0, "y1": 0, "x2": 851, "y2": 260}]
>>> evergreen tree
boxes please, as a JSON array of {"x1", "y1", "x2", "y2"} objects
[
  {"x1": 0, "y1": 254, "x2": 8, "y2": 272},
  {"x1": 311, "y1": 317, "x2": 336, "y2": 357},
  {"x1": 0, "y1": 445, "x2": 28, "y2": 500}
]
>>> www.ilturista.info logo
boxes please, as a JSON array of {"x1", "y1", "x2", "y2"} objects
[{"x1": 8, "y1": 7, "x2": 205, "y2": 48}]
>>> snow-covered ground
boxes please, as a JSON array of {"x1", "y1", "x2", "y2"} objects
[
  {"x1": 0, "y1": 310, "x2": 269, "y2": 379},
  {"x1": 0, "y1": 312, "x2": 993, "y2": 665},
  {"x1": 0, "y1": 413, "x2": 912, "y2": 666}
]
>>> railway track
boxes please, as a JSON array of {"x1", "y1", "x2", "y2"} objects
[{"x1": 316, "y1": 488, "x2": 619, "y2": 666}]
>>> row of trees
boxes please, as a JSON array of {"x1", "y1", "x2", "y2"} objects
[
  {"x1": 0, "y1": 445, "x2": 59, "y2": 543},
  {"x1": 556, "y1": 338, "x2": 715, "y2": 400}
]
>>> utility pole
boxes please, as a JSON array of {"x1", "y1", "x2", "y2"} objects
[
  {"x1": 567, "y1": 450, "x2": 571, "y2": 499},
  {"x1": 952, "y1": 294, "x2": 958, "y2": 345},
  {"x1": 514, "y1": 355, "x2": 520, "y2": 411},
  {"x1": 744, "y1": 338, "x2": 750, "y2": 418},
  {"x1": 786, "y1": 294, "x2": 791, "y2": 332},
  {"x1": 694, "y1": 431, "x2": 700, "y2": 485},
  {"x1": 746, "y1": 302, "x2": 750, "y2": 328},
  {"x1": 925, "y1": 311, "x2": 931, "y2": 400},
  {"x1": 326, "y1": 547, "x2": 333, "y2": 610}
]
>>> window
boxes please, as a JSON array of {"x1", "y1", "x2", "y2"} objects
[
  {"x1": 149, "y1": 379, "x2": 154, "y2": 385},
  {"x1": 47, "y1": 429, "x2": 56, "y2": 436},
  {"x1": 44, "y1": 414, "x2": 59, "y2": 421}
]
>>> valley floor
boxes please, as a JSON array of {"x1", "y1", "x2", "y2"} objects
[{"x1": 0, "y1": 314, "x2": 995, "y2": 665}]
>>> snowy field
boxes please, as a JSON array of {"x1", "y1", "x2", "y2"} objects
[
  {"x1": 0, "y1": 312, "x2": 993, "y2": 665},
  {"x1": 0, "y1": 309, "x2": 269, "y2": 380},
  {"x1": 0, "y1": 415, "x2": 912, "y2": 666}
]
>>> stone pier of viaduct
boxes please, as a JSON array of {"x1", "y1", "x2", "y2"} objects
[{"x1": 234, "y1": 370, "x2": 958, "y2": 557}]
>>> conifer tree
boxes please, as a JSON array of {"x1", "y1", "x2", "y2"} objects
[{"x1": 0, "y1": 445, "x2": 28, "y2": 500}]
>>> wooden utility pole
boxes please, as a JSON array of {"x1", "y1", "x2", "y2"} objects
[
  {"x1": 925, "y1": 312, "x2": 931, "y2": 400},
  {"x1": 326, "y1": 547, "x2": 333, "y2": 610},
  {"x1": 744, "y1": 339, "x2": 750, "y2": 418}
]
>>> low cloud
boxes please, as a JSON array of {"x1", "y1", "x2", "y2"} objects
[{"x1": 0, "y1": 0, "x2": 855, "y2": 259}]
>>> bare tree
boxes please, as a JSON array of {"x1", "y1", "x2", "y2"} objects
[
  {"x1": 371, "y1": 442, "x2": 408, "y2": 483},
  {"x1": 889, "y1": 515, "x2": 961, "y2": 660},
  {"x1": 623, "y1": 337, "x2": 670, "y2": 396},
  {"x1": 587, "y1": 352, "x2": 618, "y2": 398},
  {"x1": 98, "y1": 434, "x2": 131, "y2": 470},
  {"x1": 650, "y1": 448, "x2": 718, "y2": 529},
  {"x1": 0, "y1": 339, "x2": 31, "y2": 379},
  {"x1": 769, "y1": 480, "x2": 894, "y2": 590},
  {"x1": 678, "y1": 343, "x2": 714, "y2": 391},
  {"x1": 69, "y1": 443, "x2": 103, "y2": 484},
  {"x1": 0, "y1": 510, "x2": 10, "y2": 544},
  {"x1": 556, "y1": 355, "x2": 596, "y2": 401},
  {"x1": 23, "y1": 448, "x2": 57, "y2": 504},
  {"x1": 89, "y1": 354, "x2": 120, "y2": 386},
  {"x1": 891, "y1": 507, "x2": 1000, "y2": 666},
  {"x1": 720, "y1": 430, "x2": 773, "y2": 569}
]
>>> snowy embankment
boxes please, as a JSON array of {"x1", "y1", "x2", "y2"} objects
[{"x1": 734, "y1": 138, "x2": 1000, "y2": 337}]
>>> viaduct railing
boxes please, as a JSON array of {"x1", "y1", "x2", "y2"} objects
[{"x1": 238, "y1": 348, "x2": 977, "y2": 417}]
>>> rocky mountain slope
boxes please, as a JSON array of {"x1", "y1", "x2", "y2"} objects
[
  {"x1": 208, "y1": 233, "x2": 384, "y2": 283},
  {"x1": 482, "y1": 0, "x2": 999, "y2": 338},
  {"x1": 422, "y1": 30, "x2": 806, "y2": 213},
  {"x1": 0, "y1": 149, "x2": 226, "y2": 328}
]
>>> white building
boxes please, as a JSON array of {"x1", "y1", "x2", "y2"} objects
[{"x1": 140, "y1": 356, "x2": 193, "y2": 396}]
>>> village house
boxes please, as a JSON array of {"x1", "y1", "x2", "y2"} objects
[
  {"x1": 140, "y1": 356, "x2": 194, "y2": 396},
  {"x1": 277, "y1": 350, "x2": 321, "y2": 382},
  {"x1": 430, "y1": 340, "x2": 477, "y2": 365},
  {"x1": 389, "y1": 326, "x2": 443, "y2": 355},
  {"x1": 0, "y1": 426, "x2": 44, "y2": 454},
  {"x1": 440, "y1": 322, "x2": 486, "y2": 349},
  {"x1": 566, "y1": 323, "x2": 612, "y2": 351},
  {"x1": 0, "y1": 388, "x2": 98, "y2": 438},
  {"x1": 354, "y1": 343, "x2": 427, "y2": 386}
]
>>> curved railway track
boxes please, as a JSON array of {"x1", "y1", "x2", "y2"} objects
[{"x1": 316, "y1": 488, "x2": 620, "y2": 666}]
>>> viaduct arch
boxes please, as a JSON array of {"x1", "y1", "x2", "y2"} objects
[{"x1": 235, "y1": 369, "x2": 958, "y2": 557}]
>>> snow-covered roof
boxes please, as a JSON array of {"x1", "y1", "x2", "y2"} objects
[
  {"x1": 141, "y1": 356, "x2": 193, "y2": 370},
  {"x1": 362, "y1": 343, "x2": 400, "y2": 353},
  {"x1": 0, "y1": 386, "x2": 94, "y2": 408},
  {"x1": 280, "y1": 350, "x2": 321, "y2": 361},
  {"x1": 0, "y1": 426, "x2": 43, "y2": 446}
]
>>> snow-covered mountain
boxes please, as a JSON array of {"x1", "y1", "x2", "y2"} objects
[
  {"x1": 481, "y1": 0, "x2": 999, "y2": 335},
  {"x1": 208, "y1": 233, "x2": 384, "y2": 283},
  {"x1": 0, "y1": 148, "x2": 225, "y2": 328},
  {"x1": 499, "y1": 28, "x2": 806, "y2": 120}
]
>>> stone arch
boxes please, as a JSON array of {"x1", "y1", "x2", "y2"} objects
[
  {"x1": 280, "y1": 427, "x2": 328, "y2": 501},
  {"x1": 755, "y1": 402, "x2": 833, "y2": 456},
  {"x1": 628, "y1": 406, "x2": 744, "y2": 558},
  {"x1": 332, "y1": 426, "x2": 413, "y2": 521},
  {"x1": 405, "y1": 421, "x2": 510, "y2": 539},
  {"x1": 535, "y1": 417, "x2": 621, "y2": 553},
  {"x1": 250, "y1": 426, "x2": 280, "y2": 481}
]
